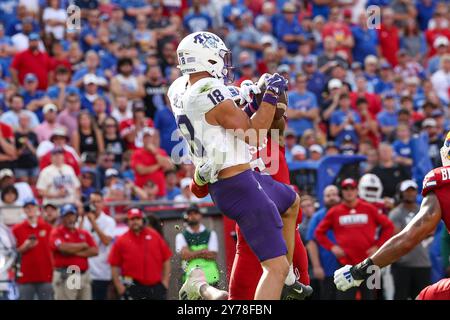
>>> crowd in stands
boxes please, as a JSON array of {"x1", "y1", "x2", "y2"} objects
[{"x1": 0, "y1": 0, "x2": 449, "y2": 300}]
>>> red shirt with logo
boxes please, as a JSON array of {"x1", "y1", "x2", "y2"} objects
[
  {"x1": 12, "y1": 218, "x2": 53, "y2": 283},
  {"x1": 130, "y1": 147, "x2": 167, "y2": 196},
  {"x1": 10, "y1": 49, "x2": 54, "y2": 90},
  {"x1": 315, "y1": 199, "x2": 394, "y2": 265},
  {"x1": 108, "y1": 227, "x2": 172, "y2": 286},
  {"x1": 49, "y1": 226, "x2": 97, "y2": 272},
  {"x1": 422, "y1": 166, "x2": 450, "y2": 232}
]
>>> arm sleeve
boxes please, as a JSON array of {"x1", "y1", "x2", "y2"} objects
[
  {"x1": 314, "y1": 209, "x2": 336, "y2": 250},
  {"x1": 422, "y1": 168, "x2": 439, "y2": 197}
]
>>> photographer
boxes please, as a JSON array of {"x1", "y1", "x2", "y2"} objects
[
  {"x1": 79, "y1": 192, "x2": 116, "y2": 300},
  {"x1": 12, "y1": 199, "x2": 53, "y2": 300}
]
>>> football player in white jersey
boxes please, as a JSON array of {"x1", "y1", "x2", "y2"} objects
[{"x1": 168, "y1": 31, "x2": 300, "y2": 300}]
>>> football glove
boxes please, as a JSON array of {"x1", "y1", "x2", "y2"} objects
[
  {"x1": 239, "y1": 80, "x2": 261, "y2": 105},
  {"x1": 334, "y1": 265, "x2": 364, "y2": 292}
]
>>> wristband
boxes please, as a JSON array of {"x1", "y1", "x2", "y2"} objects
[
  {"x1": 243, "y1": 100, "x2": 259, "y2": 117},
  {"x1": 350, "y1": 258, "x2": 374, "y2": 280},
  {"x1": 262, "y1": 92, "x2": 278, "y2": 106}
]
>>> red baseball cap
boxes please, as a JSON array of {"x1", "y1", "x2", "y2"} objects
[
  {"x1": 341, "y1": 178, "x2": 357, "y2": 189},
  {"x1": 127, "y1": 208, "x2": 144, "y2": 219}
]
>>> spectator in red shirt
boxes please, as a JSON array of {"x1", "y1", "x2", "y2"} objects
[
  {"x1": 39, "y1": 127, "x2": 81, "y2": 176},
  {"x1": 350, "y1": 77, "x2": 382, "y2": 117},
  {"x1": 0, "y1": 121, "x2": 16, "y2": 170},
  {"x1": 12, "y1": 199, "x2": 54, "y2": 300},
  {"x1": 10, "y1": 33, "x2": 54, "y2": 90},
  {"x1": 321, "y1": 7, "x2": 354, "y2": 62},
  {"x1": 119, "y1": 104, "x2": 154, "y2": 150},
  {"x1": 109, "y1": 208, "x2": 172, "y2": 300},
  {"x1": 315, "y1": 178, "x2": 394, "y2": 300},
  {"x1": 130, "y1": 127, "x2": 173, "y2": 197},
  {"x1": 49, "y1": 204, "x2": 98, "y2": 300},
  {"x1": 377, "y1": 8, "x2": 400, "y2": 66}
]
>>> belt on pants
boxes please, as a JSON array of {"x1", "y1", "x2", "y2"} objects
[{"x1": 54, "y1": 267, "x2": 87, "y2": 275}]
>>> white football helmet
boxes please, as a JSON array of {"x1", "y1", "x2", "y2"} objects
[
  {"x1": 358, "y1": 173, "x2": 383, "y2": 203},
  {"x1": 176, "y1": 31, "x2": 234, "y2": 83},
  {"x1": 440, "y1": 131, "x2": 450, "y2": 167}
]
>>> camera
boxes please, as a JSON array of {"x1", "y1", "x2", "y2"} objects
[{"x1": 83, "y1": 203, "x2": 96, "y2": 213}]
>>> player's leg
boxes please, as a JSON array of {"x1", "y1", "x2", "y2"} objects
[
  {"x1": 209, "y1": 170, "x2": 290, "y2": 299},
  {"x1": 293, "y1": 227, "x2": 310, "y2": 285},
  {"x1": 228, "y1": 226, "x2": 262, "y2": 300}
]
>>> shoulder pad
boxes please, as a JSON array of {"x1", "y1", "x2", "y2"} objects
[
  {"x1": 184, "y1": 78, "x2": 233, "y2": 114},
  {"x1": 422, "y1": 167, "x2": 450, "y2": 196}
]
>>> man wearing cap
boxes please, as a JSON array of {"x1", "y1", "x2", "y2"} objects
[
  {"x1": 109, "y1": 208, "x2": 172, "y2": 300},
  {"x1": 12, "y1": 199, "x2": 54, "y2": 300},
  {"x1": 79, "y1": 192, "x2": 116, "y2": 300},
  {"x1": 80, "y1": 74, "x2": 111, "y2": 115},
  {"x1": 10, "y1": 32, "x2": 53, "y2": 90},
  {"x1": 49, "y1": 204, "x2": 98, "y2": 300},
  {"x1": 309, "y1": 144, "x2": 323, "y2": 161},
  {"x1": 315, "y1": 178, "x2": 394, "y2": 300},
  {"x1": 21, "y1": 72, "x2": 52, "y2": 122},
  {"x1": 174, "y1": 177, "x2": 203, "y2": 204},
  {"x1": 42, "y1": 203, "x2": 59, "y2": 227},
  {"x1": 38, "y1": 127, "x2": 81, "y2": 176},
  {"x1": 175, "y1": 205, "x2": 220, "y2": 287},
  {"x1": 287, "y1": 73, "x2": 319, "y2": 137},
  {"x1": 0, "y1": 93, "x2": 39, "y2": 129},
  {"x1": 376, "y1": 93, "x2": 398, "y2": 140},
  {"x1": 351, "y1": 13, "x2": 379, "y2": 65},
  {"x1": 428, "y1": 36, "x2": 449, "y2": 74},
  {"x1": 329, "y1": 93, "x2": 363, "y2": 146},
  {"x1": 274, "y1": 3, "x2": 304, "y2": 55},
  {"x1": 35, "y1": 103, "x2": 60, "y2": 143},
  {"x1": 131, "y1": 127, "x2": 173, "y2": 197},
  {"x1": 388, "y1": 180, "x2": 431, "y2": 300},
  {"x1": 302, "y1": 57, "x2": 326, "y2": 101},
  {"x1": 36, "y1": 147, "x2": 81, "y2": 206}
]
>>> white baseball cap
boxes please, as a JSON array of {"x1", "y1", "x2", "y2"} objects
[
  {"x1": 328, "y1": 78, "x2": 342, "y2": 90},
  {"x1": 83, "y1": 73, "x2": 99, "y2": 85},
  {"x1": 180, "y1": 177, "x2": 192, "y2": 189},
  {"x1": 291, "y1": 145, "x2": 307, "y2": 156},
  {"x1": 309, "y1": 144, "x2": 323, "y2": 154},
  {"x1": 433, "y1": 36, "x2": 449, "y2": 49},
  {"x1": 43, "y1": 103, "x2": 58, "y2": 114},
  {"x1": 0, "y1": 168, "x2": 14, "y2": 180},
  {"x1": 400, "y1": 180, "x2": 418, "y2": 192}
]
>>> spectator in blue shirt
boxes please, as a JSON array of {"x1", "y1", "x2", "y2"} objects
[
  {"x1": 225, "y1": 16, "x2": 261, "y2": 66},
  {"x1": 427, "y1": 36, "x2": 448, "y2": 75},
  {"x1": 274, "y1": 3, "x2": 304, "y2": 55},
  {"x1": 0, "y1": 0, "x2": 18, "y2": 26},
  {"x1": 363, "y1": 55, "x2": 381, "y2": 93},
  {"x1": 222, "y1": 0, "x2": 248, "y2": 26},
  {"x1": 311, "y1": 0, "x2": 330, "y2": 19},
  {"x1": 165, "y1": 170, "x2": 181, "y2": 201},
  {"x1": 72, "y1": 50, "x2": 107, "y2": 88},
  {"x1": 306, "y1": 185, "x2": 341, "y2": 300},
  {"x1": 80, "y1": 9, "x2": 101, "y2": 52},
  {"x1": 302, "y1": 57, "x2": 326, "y2": 102},
  {"x1": 287, "y1": 73, "x2": 319, "y2": 137},
  {"x1": 416, "y1": 0, "x2": 437, "y2": 31},
  {"x1": 112, "y1": 0, "x2": 152, "y2": 24},
  {"x1": 80, "y1": 74, "x2": 110, "y2": 115},
  {"x1": 351, "y1": 12, "x2": 379, "y2": 64},
  {"x1": 21, "y1": 73, "x2": 51, "y2": 122},
  {"x1": 374, "y1": 62, "x2": 394, "y2": 94},
  {"x1": 154, "y1": 96, "x2": 179, "y2": 157},
  {"x1": 183, "y1": 0, "x2": 212, "y2": 33},
  {"x1": 330, "y1": 93, "x2": 362, "y2": 146},
  {"x1": 392, "y1": 123, "x2": 413, "y2": 174},
  {"x1": 377, "y1": 93, "x2": 398, "y2": 141}
]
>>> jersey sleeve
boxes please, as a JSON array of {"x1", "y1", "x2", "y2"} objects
[
  {"x1": 186, "y1": 78, "x2": 234, "y2": 114},
  {"x1": 422, "y1": 168, "x2": 440, "y2": 197}
]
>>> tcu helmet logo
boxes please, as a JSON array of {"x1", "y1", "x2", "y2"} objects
[{"x1": 193, "y1": 33, "x2": 220, "y2": 48}]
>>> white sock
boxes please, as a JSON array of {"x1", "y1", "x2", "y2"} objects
[{"x1": 284, "y1": 264, "x2": 296, "y2": 286}]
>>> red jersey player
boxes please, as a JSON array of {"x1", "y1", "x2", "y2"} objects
[
  {"x1": 185, "y1": 77, "x2": 312, "y2": 300},
  {"x1": 334, "y1": 131, "x2": 450, "y2": 300}
]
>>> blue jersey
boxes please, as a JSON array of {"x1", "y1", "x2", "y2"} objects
[
  {"x1": 351, "y1": 26, "x2": 379, "y2": 64},
  {"x1": 306, "y1": 208, "x2": 339, "y2": 277},
  {"x1": 275, "y1": 18, "x2": 303, "y2": 54},
  {"x1": 377, "y1": 110, "x2": 398, "y2": 128},
  {"x1": 183, "y1": 12, "x2": 212, "y2": 33},
  {"x1": 330, "y1": 109, "x2": 361, "y2": 145},
  {"x1": 288, "y1": 91, "x2": 318, "y2": 136},
  {"x1": 393, "y1": 139, "x2": 413, "y2": 159}
]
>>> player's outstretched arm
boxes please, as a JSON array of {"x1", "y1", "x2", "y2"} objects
[
  {"x1": 334, "y1": 192, "x2": 442, "y2": 291},
  {"x1": 370, "y1": 192, "x2": 441, "y2": 268}
]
